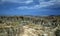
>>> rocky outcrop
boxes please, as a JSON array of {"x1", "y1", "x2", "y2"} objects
[{"x1": 20, "y1": 24, "x2": 58, "y2": 36}]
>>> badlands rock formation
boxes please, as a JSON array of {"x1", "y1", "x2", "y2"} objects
[
  {"x1": 20, "y1": 24, "x2": 58, "y2": 36},
  {"x1": 0, "y1": 16, "x2": 60, "y2": 36}
]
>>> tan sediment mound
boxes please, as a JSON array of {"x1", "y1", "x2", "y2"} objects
[{"x1": 20, "y1": 24, "x2": 58, "y2": 36}]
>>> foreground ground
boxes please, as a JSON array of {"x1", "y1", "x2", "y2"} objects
[{"x1": 0, "y1": 16, "x2": 60, "y2": 36}]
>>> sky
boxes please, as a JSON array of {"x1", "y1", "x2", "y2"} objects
[{"x1": 0, "y1": 0, "x2": 60, "y2": 16}]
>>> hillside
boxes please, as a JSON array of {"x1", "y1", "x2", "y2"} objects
[{"x1": 0, "y1": 16, "x2": 60, "y2": 36}]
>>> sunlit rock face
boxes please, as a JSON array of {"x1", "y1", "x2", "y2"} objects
[{"x1": 20, "y1": 24, "x2": 57, "y2": 36}]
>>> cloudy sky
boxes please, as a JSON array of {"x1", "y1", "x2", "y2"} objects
[{"x1": 0, "y1": 0, "x2": 60, "y2": 16}]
